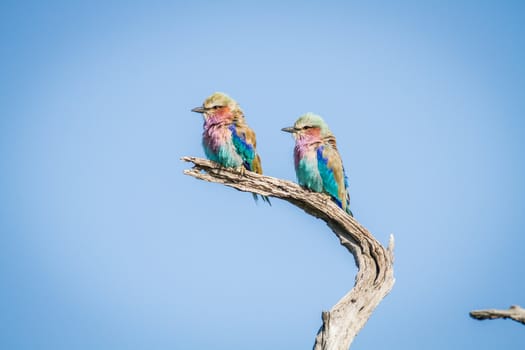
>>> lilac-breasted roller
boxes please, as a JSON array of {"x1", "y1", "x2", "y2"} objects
[
  {"x1": 192, "y1": 92, "x2": 270, "y2": 205},
  {"x1": 282, "y1": 113, "x2": 353, "y2": 216}
]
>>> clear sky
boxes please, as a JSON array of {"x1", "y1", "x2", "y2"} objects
[{"x1": 1, "y1": 1, "x2": 524, "y2": 349}]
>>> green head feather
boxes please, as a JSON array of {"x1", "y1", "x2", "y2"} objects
[{"x1": 294, "y1": 113, "x2": 332, "y2": 136}]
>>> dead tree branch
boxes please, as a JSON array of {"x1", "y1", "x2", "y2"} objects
[
  {"x1": 470, "y1": 305, "x2": 525, "y2": 325},
  {"x1": 182, "y1": 156, "x2": 395, "y2": 350}
]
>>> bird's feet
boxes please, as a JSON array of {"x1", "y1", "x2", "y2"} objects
[{"x1": 235, "y1": 166, "x2": 246, "y2": 176}]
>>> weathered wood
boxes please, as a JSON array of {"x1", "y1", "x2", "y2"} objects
[
  {"x1": 182, "y1": 156, "x2": 395, "y2": 350},
  {"x1": 470, "y1": 305, "x2": 525, "y2": 325}
]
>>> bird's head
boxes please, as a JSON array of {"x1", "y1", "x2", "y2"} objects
[
  {"x1": 191, "y1": 92, "x2": 243, "y2": 121},
  {"x1": 281, "y1": 113, "x2": 331, "y2": 140}
]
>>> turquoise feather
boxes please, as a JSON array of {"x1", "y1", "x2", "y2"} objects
[
  {"x1": 192, "y1": 92, "x2": 271, "y2": 205},
  {"x1": 282, "y1": 113, "x2": 352, "y2": 216}
]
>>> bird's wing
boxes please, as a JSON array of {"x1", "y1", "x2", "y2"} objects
[
  {"x1": 251, "y1": 154, "x2": 263, "y2": 174},
  {"x1": 229, "y1": 123, "x2": 259, "y2": 172},
  {"x1": 316, "y1": 144, "x2": 348, "y2": 209},
  {"x1": 229, "y1": 121, "x2": 269, "y2": 204}
]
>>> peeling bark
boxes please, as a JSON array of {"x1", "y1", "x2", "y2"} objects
[{"x1": 182, "y1": 156, "x2": 395, "y2": 349}]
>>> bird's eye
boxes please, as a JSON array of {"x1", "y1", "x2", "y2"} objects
[
  {"x1": 212, "y1": 105, "x2": 221, "y2": 109},
  {"x1": 302, "y1": 125, "x2": 312, "y2": 130}
]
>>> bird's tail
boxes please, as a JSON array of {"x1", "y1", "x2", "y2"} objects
[{"x1": 252, "y1": 193, "x2": 272, "y2": 206}]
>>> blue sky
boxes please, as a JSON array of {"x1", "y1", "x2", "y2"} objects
[{"x1": 1, "y1": 1, "x2": 524, "y2": 349}]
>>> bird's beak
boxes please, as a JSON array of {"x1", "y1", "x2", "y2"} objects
[
  {"x1": 191, "y1": 106, "x2": 206, "y2": 113},
  {"x1": 281, "y1": 126, "x2": 295, "y2": 133}
]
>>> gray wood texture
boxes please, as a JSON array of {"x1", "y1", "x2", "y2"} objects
[
  {"x1": 470, "y1": 305, "x2": 525, "y2": 325},
  {"x1": 182, "y1": 156, "x2": 395, "y2": 349}
]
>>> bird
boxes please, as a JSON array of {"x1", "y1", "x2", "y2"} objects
[
  {"x1": 282, "y1": 113, "x2": 353, "y2": 216},
  {"x1": 191, "y1": 92, "x2": 271, "y2": 205}
]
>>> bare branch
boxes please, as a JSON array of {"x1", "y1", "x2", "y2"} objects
[
  {"x1": 470, "y1": 305, "x2": 525, "y2": 325},
  {"x1": 182, "y1": 156, "x2": 395, "y2": 350}
]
